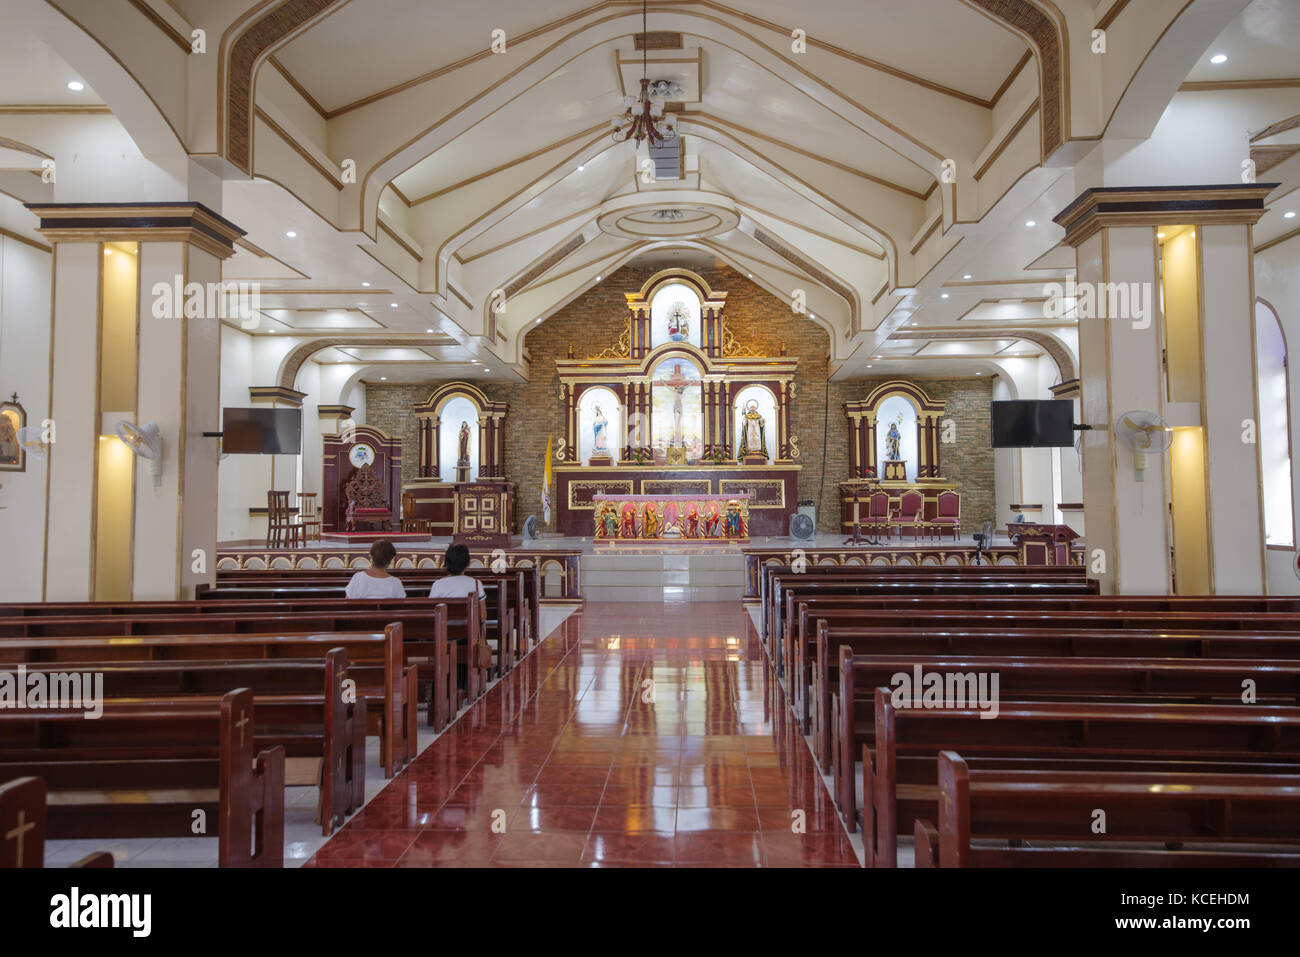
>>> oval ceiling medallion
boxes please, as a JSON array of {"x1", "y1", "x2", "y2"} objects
[{"x1": 596, "y1": 195, "x2": 739, "y2": 241}]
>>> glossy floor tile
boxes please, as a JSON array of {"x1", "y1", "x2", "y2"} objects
[{"x1": 307, "y1": 602, "x2": 857, "y2": 868}]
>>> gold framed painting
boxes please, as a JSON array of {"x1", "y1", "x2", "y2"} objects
[{"x1": 0, "y1": 398, "x2": 25, "y2": 472}]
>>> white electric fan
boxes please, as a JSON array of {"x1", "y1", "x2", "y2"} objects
[
  {"x1": 115, "y1": 420, "x2": 164, "y2": 486},
  {"x1": 1114, "y1": 410, "x2": 1172, "y2": 481}
]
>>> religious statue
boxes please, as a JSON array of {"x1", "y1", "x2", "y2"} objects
[
  {"x1": 703, "y1": 503, "x2": 721, "y2": 538},
  {"x1": 667, "y1": 301, "x2": 690, "y2": 341},
  {"x1": 724, "y1": 500, "x2": 746, "y2": 538},
  {"x1": 885, "y1": 420, "x2": 902, "y2": 461},
  {"x1": 642, "y1": 503, "x2": 661, "y2": 538},
  {"x1": 620, "y1": 503, "x2": 639, "y2": 538},
  {"x1": 737, "y1": 399, "x2": 768, "y2": 462},
  {"x1": 457, "y1": 421, "x2": 471, "y2": 465},
  {"x1": 597, "y1": 502, "x2": 619, "y2": 538},
  {"x1": 685, "y1": 505, "x2": 700, "y2": 538},
  {"x1": 662, "y1": 501, "x2": 682, "y2": 538},
  {"x1": 653, "y1": 362, "x2": 694, "y2": 450},
  {"x1": 592, "y1": 405, "x2": 609, "y2": 457}
]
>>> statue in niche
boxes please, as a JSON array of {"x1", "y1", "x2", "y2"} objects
[
  {"x1": 886, "y1": 421, "x2": 903, "y2": 462},
  {"x1": 654, "y1": 362, "x2": 693, "y2": 448},
  {"x1": 737, "y1": 399, "x2": 768, "y2": 462},
  {"x1": 620, "y1": 502, "x2": 639, "y2": 538},
  {"x1": 685, "y1": 504, "x2": 700, "y2": 538},
  {"x1": 667, "y1": 301, "x2": 691, "y2": 342},
  {"x1": 456, "y1": 420, "x2": 472, "y2": 483},
  {"x1": 597, "y1": 502, "x2": 619, "y2": 539},
  {"x1": 702, "y1": 502, "x2": 722, "y2": 538},
  {"x1": 592, "y1": 405, "x2": 609, "y2": 457},
  {"x1": 642, "y1": 503, "x2": 660, "y2": 538}
]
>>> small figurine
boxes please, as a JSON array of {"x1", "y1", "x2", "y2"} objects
[
  {"x1": 685, "y1": 505, "x2": 700, "y2": 538},
  {"x1": 642, "y1": 503, "x2": 661, "y2": 538},
  {"x1": 620, "y1": 503, "x2": 639, "y2": 539}
]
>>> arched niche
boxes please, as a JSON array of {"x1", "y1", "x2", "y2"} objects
[
  {"x1": 733, "y1": 384, "x2": 777, "y2": 464},
  {"x1": 578, "y1": 386, "x2": 622, "y2": 465},
  {"x1": 413, "y1": 382, "x2": 508, "y2": 480},
  {"x1": 649, "y1": 282, "x2": 703, "y2": 349},
  {"x1": 1256, "y1": 299, "x2": 1295, "y2": 548},
  {"x1": 845, "y1": 380, "x2": 947, "y2": 481}
]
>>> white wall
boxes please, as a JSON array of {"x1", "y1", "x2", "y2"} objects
[
  {"x1": 1255, "y1": 241, "x2": 1300, "y2": 593},
  {"x1": 0, "y1": 222, "x2": 53, "y2": 601}
]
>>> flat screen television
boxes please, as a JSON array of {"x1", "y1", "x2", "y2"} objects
[
  {"x1": 222, "y1": 407, "x2": 302, "y2": 454},
  {"x1": 990, "y1": 400, "x2": 1075, "y2": 448}
]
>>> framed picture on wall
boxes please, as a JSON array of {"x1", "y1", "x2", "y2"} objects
[{"x1": 0, "y1": 395, "x2": 26, "y2": 472}]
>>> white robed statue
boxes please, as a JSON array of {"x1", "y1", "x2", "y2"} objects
[
  {"x1": 737, "y1": 399, "x2": 768, "y2": 460},
  {"x1": 592, "y1": 405, "x2": 609, "y2": 455}
]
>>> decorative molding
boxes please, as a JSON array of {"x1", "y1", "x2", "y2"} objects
[
  {"x1": 254, "y1": 106, "x2": 344, "y2": 188},
  {"x1": 25, "y1": 202, "x2": 245, "y2": 259},
  {"x1": 889, "y1": 327, "x2": 1076, "y2": 383},
  {"x1": 125, "y1": 0, "x2": 192, "y2": 53},
  {"x1": 317, "y1": 404, "x2": 354, "y2": 418},
  {"x1": 1053, "y1": 184, "x2": 1278, "y2": 248},
  {"x1": 970, "y1": 0, "x2": 1065, "y2": 156},
  {"x1": 1049, "y1": 377, "x2": 1080, "y2": 398},
  {"x1": 249, "y1": 385, "x2": 308, "y2": 406},
  {"x1": 0, "y1": 225, "x2": 52, "y2": 254}
]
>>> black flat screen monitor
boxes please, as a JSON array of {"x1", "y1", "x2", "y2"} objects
[
  {"x1": 990, "y1": 400, "x2": 1074, "y2": 448},
  {"x1": 222, "y1": 407, "x2": 302, "y2": 454}
]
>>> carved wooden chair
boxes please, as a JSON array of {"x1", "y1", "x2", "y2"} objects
[
  {"x1": 890, "y1": 489, "x2": 924, "y2": 541},
  {"x1": 929, "y1": 490, "x2": 961, "y2": 541},
  {"x1": 344, "y1": 465, "x2": 391, "y2": 532},
  {"x1": 400, "y1": 491, "x2": 431, "y2": 535}
]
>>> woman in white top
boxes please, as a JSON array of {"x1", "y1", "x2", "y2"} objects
[
  {"x1": 428, "y1": 543, "x2": 485, "y2": 598},
  {"x1": 345, "y1": 539, "x2": 408, "y2": 599}
]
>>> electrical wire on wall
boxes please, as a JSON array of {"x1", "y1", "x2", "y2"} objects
[{"x1": 817, "y1": 361, "x2": 830, "y2": 524}]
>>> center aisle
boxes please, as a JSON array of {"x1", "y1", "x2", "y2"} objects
[{"x1": 306, "y1": 601, "x2": 858, "y2": 867}]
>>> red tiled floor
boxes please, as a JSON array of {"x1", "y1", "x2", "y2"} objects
[{"x1": 307, "y1": 601, "x2": 857, "y2": 867}]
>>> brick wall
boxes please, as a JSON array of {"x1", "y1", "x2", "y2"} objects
[{"x1": 366, "y1": 263, "x2": 994, "y2": 532}]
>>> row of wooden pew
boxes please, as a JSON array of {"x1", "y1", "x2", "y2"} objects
[
  {"x1": 758, "y1": 562, "x2": 1300, "y2": 867},
  {"x1": 0, "y1": 565, "x2": 541, "y2": 867}
]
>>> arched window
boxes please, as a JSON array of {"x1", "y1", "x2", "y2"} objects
[{"x1": 1256, "y1": 300, "x2": 1294, "y2": 547}]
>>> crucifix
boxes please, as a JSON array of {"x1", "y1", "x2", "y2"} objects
[
  {"x1": 652, "y1": 362, "x2": 693, "y2": 447},
  {"x1": 236, "y1": 710, "x2": 250, "y2": 746},
  {"x1": 5, "y1": 810, "x2": 36, "y2": 867}
]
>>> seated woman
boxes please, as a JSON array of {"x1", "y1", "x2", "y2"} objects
[
  {"x1": 428, "y1": 543, "x2": 486, "y2": 598},
  {"x1": 344, "y1": 539, "x2": 407, "y2": 599}
]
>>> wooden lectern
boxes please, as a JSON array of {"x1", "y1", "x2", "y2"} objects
[
  {"x1": 452, "y1": 481, "x2": 515, "y2": 548},
  {"x1": 1008, "y1": 522, "x2": 1079, "y2": 566}
]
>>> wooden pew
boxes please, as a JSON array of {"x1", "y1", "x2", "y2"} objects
[
  {"x1": 865, "y1": 690, "x2": 1300, "y2": 867},
  {"x1": 915, "y1": 751, "x2": 1300, "y2": 867},
  {"x1": 790, "y1": 606, "x2": 1300, "y2": 733},
  {"x1": 0, "y1": 777, "x2": 114, "y2": 868},
  {"x1": 16, "y1": 653, "x2": 364, "y2": 835},
  {"x1": 201, "y1": 564, "x2": 542, "y2": 654},
  {"x1": 0, "y1": 626, "x2": 411, "y2": 778},
  {"x1": 760, "y1": 564, "x2": 1089, "y2": 645},
  {"x1": 0, "y1": 689, "x2": 284, "y2": 867},
  {"x1": 830, "y1": 643, "x2": 1300, "y2": 830}
]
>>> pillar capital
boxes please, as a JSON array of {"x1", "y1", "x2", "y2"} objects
[
  {"x1": 24, "y1": 202, "x2": 245, "y2": 259},
  {"x1": 1053, "y1": 184, "x2": 1277, "y2": 248}
]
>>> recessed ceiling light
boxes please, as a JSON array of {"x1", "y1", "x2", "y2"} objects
[
  {"x1": 577, "y1": 165, "x2": 585, "y2": 171},
  {"x1": 1210, "y1": 53, "x2": 1227, "y2": 64},
  {"x1": 104, "y1": 249, "x2": 112, "y2": 256},
  {"x1": 1025, "y1": 220, "x2": 1036, "y2": 228},
  {"x1": 1157, "y1": 232, "x2": 1166, "y2": 239},
  {"x1": 940, "y1": 293, "x2": 949, "y2": 299},
  {"x1": 866, "y1": 365, "x2": 872, "y2": 369},
  {"x1": 286, "y1": 231, "x2": 299, "y2": 239},
  {"x1": 1286, "y1": 211, "x2": 1297, "y2": 219},
  {"x1": 380, "y1": 376, "x2": 387, "y2": 381},
  {"x1": 390, "y1": 302, "x2": 399, "y2": 308},
  {"x1": 911, "y1": 321, "x2": 918, "y2": 326},
  {"x1": 267, "y1": 329, "x2": 275, "y2": 334},
  {"x1": 962, "y1": 274, "x2": 972, "y2": 280},
  {"x1": 66, "y1": 80, "x2": 84, "y2": 91},
  {"x1": 361, "y1": 281, "x2": 371, "y2": 287},
  {"x1": 809, "y1": 313, "x2": 816, "y2": 319},
  {"x1": 747, "y1": 273, "x2": 753, "y2": 278},
  {"x1": 975, "y1": 371, "x2": 982, "y2": 375},
  {"x1": 426, "y1": 328, "x2": 434, "y2": 333},
  {"x1": 596, "y1": 275, "x2": 602, "y2": 281}
]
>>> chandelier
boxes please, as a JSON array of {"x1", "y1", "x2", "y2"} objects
[{"x1": 610, "y1": 0, "x2": 679, "y2": 147}]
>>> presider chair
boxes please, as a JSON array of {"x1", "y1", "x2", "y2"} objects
[
  {"x1": 866, "y1": 491, "x2": 891, "y2": 539},
  {"x1": 929, "y1": 490, "x2": 961, "y2": 541},
  {"x1": 890, "y1": 489, "x2": 924, "y2": 541}
]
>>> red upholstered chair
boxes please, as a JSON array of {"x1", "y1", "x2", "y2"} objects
[
  {"x1": 866, "y1": 491, "x2": 891, "y2": 538},
  {"x1": 930, "y1": 490, "x2": 961, "y2": 541},
  {"x1": 890, "y1": 490, "x2": 924, "y2": 541}
]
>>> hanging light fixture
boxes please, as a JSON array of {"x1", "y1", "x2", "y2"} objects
[{"x1": 610, "y1": 0, "x2": 678, "y2": 147}]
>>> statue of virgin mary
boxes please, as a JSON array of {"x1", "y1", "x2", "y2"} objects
[{"x1": 592, "y1": 405, "x2": 609, "y2": 455}]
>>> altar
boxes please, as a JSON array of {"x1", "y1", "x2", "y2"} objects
[
  {"x1": 593, "y1": 492, "x2": 749, "y2": 541},
  {"x1": 551, "y1": 268, "x2": 802, "y2": 539}
]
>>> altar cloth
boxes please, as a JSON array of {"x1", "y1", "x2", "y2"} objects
[{"x1": 592, "y1": 492, "x2": 750, "y2": 541}]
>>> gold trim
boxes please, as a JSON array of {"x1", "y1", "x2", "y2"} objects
[
  {"x1": 1180, "y1": 78, "x2": 1300, "y2": 92},
  {"x1": 973, "y1": 101, "x2": 1038, "y2": 181},
  {"x1": 268, "y1": 54, "x2": 329, "y2": 119},
  {"x1": 254, "y1": 106, "x2": 344, "y2": 189},
  {"x1": 125, "y1": 0, "x2": 192, "y2": 53},
  {"x1": 378, "y1": 220, "x2": 423, "y2": 262},
  {"x1": 0, "y1": 226, "x2": 51, "y2": 253},
  {"x1": 567, "y1": 478, "x2": 635, "y2": 510},
  {"x1": 0, "y1": 105, "x2": 112, "y2": 114},
  {"x1": 718, "y1": 478, "x2": 786, "y2": 509}
]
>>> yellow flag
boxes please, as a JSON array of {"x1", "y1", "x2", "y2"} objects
[{"x1": 542, "y1": 435, "x2": 553, "y2": 524}]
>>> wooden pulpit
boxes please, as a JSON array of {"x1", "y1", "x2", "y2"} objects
[
  {"x1": 1008, "y1": 522, "x2": 1079, "y2": 566},
  {"x1": 452, "y1": 481, "x2": 515, "y2": 547}
]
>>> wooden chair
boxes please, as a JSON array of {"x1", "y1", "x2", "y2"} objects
[
  {"x1": 298, "y1": 492, "x2": 322, "y2": 543},
  {"x1": 889, "y1": 489, "x2": 924, "y2": 541},
  {"x1": 929, "y1": 490, "x2": 960, "y2": 541},
  {"x1": 400, "y1": 491, "x2": 431, "y2": 535},
  {"x1": 267, "y1": 490, "x2": 305, "y2": 548}
]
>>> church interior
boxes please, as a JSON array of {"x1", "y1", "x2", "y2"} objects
[{"x1": 2, "y1": 0, "x2": 1300, "y2": 895}]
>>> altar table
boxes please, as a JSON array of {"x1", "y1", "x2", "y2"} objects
[{"x1": 593, "y1": 493, "x2": 750, "y2": 541}]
